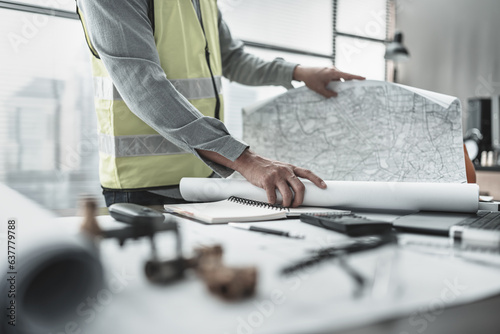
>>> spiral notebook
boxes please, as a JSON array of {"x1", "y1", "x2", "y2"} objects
[{"x1": 164, "y1": 196, "x2": 348, "y2": 224}]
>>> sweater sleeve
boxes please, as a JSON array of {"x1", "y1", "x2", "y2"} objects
[{"x1": 218, "y1": 10, "x2": 299, "y2": 89}]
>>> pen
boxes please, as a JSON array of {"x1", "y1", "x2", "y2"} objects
[{"x1": 228, "y1": 223, "x2": 305, "y2": 239}]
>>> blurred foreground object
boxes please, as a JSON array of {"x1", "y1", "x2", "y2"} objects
[
  {"x1": 194, "y1": 245, "x2": 257, "y2": 301},
  {"x1": 1, "y1": 197, "x2": 104, "y2": 334},
  {"x1": 80, "y1": 195, "x2": 102, "y2": 238},
  {"x1": 103, "y1": 203, "x2": 258, "y2": 300}
]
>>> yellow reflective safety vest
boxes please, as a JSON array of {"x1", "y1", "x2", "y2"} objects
[{"x1": 78, "y1": 0, "x2": 223, "y2": 190}]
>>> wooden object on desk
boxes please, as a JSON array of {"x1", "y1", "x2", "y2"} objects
[
  {"x1": 476, "y1": 169, "x2": 500, "y2": 200},
  {"x1": 194, "y1": 244, "x2": 258, "y2": 301},
  {"x1": 79, "y1": 196, "x2": 102, "y2": 238},
  {"x1": 78, "y1": 205, "x2": 258, "y2": 301},
  {"x1": 464, "y1": 144, "x2": 477, "y2": 183}
]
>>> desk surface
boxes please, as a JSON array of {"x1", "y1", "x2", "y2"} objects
[
  {"x1": 3, "y1": 184, "x2": 500, "y2": 334},
  {"x1": 53, "y1": 213, "x2": 500, "y2": 334}
]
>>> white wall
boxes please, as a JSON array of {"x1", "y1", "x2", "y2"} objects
[{"x1": 396, "y1": 0, "x2": 500, "y2": 122}]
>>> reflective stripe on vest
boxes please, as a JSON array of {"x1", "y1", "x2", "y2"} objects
[
  {"x1": 99, "y1": 133, "x2": 189, "y2": 157},
  {"x1": 78, "y1": 0, "x2": 223, "y2": 189},
  {"x1": 94, "y1": 76, "x2": 223, "y2": 101}
]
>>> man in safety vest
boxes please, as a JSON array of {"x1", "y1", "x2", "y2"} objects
[{"x1": 77, "y1": 0, "x2": 365, "y2": 208}]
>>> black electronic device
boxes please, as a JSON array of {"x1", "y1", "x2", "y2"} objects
[
  {"x1": 466, "y1": 97, "x2": 493, "y2": 163},
  {"x1": 393, "y1": 210, "x2": 500, "y2": 236},
  {"x1": 109, "y1": 203, "x2": 165, "y2": 225},
  {"x1": 300, "y1": 213, "x2": 393, "y2": 236}
]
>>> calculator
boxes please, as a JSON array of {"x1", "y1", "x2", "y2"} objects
[{"x1": 300, "y1": 213, "x2": 393, "y2": 236}]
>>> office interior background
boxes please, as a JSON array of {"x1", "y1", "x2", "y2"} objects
[{"x1": 1, "y1": 0, "x2": 499, "y2": 214}]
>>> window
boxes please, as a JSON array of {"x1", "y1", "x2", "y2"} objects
[
  {"x1": 0, "y1": 0, "x2": 391, "y2": 211},
  {"x1": 0, "y1": 2, "x2": 100, "y2": 211},
  {"x1": 334, "y1": 0, "x2": 390, "y2": 80},
  {"x1": 220, "y1": 0, "x2": 391, "y2": 138}
]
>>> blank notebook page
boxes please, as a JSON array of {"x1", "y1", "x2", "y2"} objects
[{"x1": 164, "y1": 198, "x2": 287, "y2": 224}]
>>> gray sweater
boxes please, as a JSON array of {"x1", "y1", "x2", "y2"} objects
[{"x1": 77, "y1": 0, "x2": 297, "y2": 192}]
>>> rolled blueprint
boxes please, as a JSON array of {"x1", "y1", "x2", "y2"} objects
[
  {"x1": 180, "y1": 178, "x2": 479, "y2": 213},
  {"x1": 0, "y1": 187, "x2": 104, "y2": 334},
  {"x1": 1, "y1": 233, "x2": 103, "y2": 334}
]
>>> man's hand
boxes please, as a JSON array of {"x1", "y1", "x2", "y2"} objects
[
  {"x1": 293, "y1": 65, "x2": 365, "y2": 98},
  {"x1": 231, "y1": 150, "x2": 326, "y2": 207},
  {"x1": 197, "y1": 149, "x2": 327, "y2": 208}
]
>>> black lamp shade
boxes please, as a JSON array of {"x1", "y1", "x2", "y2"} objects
[{"x1": 385, "y1": 31, "x2": 410, "y2": 62}]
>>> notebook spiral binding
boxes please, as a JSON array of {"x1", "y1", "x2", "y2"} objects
[{"x1": 228, "y1": 196, "x2": 288, "y2": 211}]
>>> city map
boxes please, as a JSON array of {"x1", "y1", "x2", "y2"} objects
[{"x1": 243, "y1": 80, "x2": 467, "y2": 183}]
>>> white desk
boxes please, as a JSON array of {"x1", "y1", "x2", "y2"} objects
[
  {"x1": 2, "y1": 185, "x2": 500, "y2": 334},
  {"x1": 56, "y1": 213, "x2": 500, "y2": 334}
]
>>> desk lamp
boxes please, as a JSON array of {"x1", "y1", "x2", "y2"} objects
[{"x1": 384, "y1": 31, "x2": 410, "y2": 83}]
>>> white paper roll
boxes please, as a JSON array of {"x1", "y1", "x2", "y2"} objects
[{"x1": 180, "y1": 178, "x2": 479, "y2": 213}]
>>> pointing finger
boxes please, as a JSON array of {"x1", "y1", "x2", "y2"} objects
[{"x1": 339, "y1": 72, "x2": 365, "y2": 81}]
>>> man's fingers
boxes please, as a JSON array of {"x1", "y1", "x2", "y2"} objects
[
  {"x1": 294, "y1": 167, "x2": 327, "y2": 189},
  {"x1": 344, "y1": 74, "x2": 366, "y2": 81},
  {"x1": 264, "y1": 184, "x2": 277, "y2": 205},
  {"x1": 328, "y1": 89, "x2": 338, "y2": 97},
  {"x1": 326, "y1": 68, "x2": 365, "y2": 82},
  {"x1": 318, "y1": 86, "x2": 337, "y2": 98},
  {"x1": 276, "y1": 181, "x2": 294, "y2": 207},
  {"x1": 338, "y1": 71, "x2": 365, "y2": 81},
  {"x1": 287, "y1": 176, "x2": 305, "y2": 207}
]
